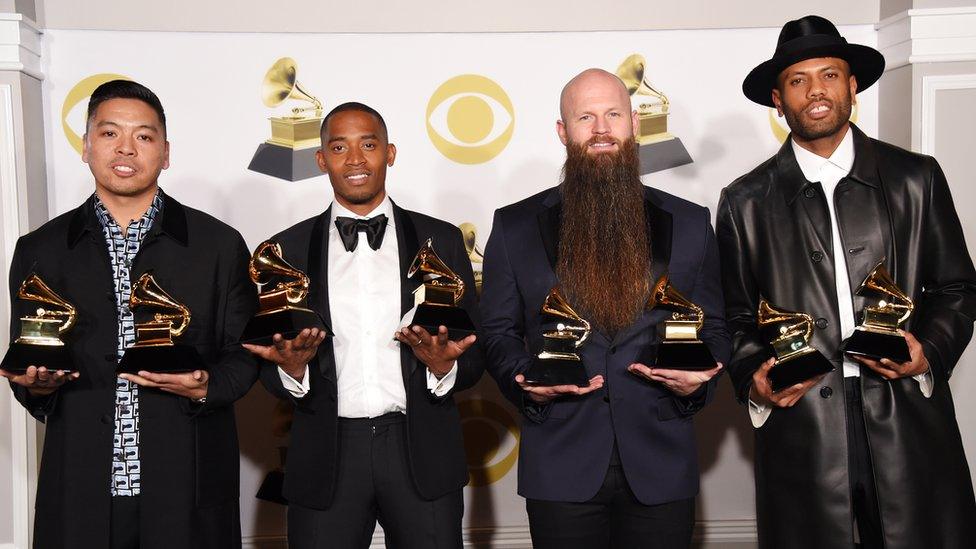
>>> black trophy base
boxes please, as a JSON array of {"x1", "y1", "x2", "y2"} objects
[
  {"x1": 768, "y1": 350, "x2": 835, "y2": 393},
  {"x1": 842, "y1": 328, "x2": 912, "y2": 364},
  {"x1": 1, "y1": 343, "x2": 73, "y2": 374},
  {"x1": 522, "y1": 357, "x2": 589, "y2": 387},
  {"x1": 639, "y1": 341, "x2": 716, "y2": 371},
  {"x1": 240, "y1": 308, "x2": 331, "y2": 346},
  {"x1": 409, "y1": 304, "x2": 476, "y2": 341},
  {"x1": 117, "y1": 344, "x2": 206, "y2": 375},
  {"x1": 248, "y1": 143, "x2": 322, "y2": 182},
  {"x1": 639, "y1": 137, "x2": 693, "y2": 175},
  {"x1": 255, "y1": 470, "x2": 287, "y2": 505}
]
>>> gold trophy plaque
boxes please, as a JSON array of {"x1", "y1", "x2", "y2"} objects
[
  {"x1": 239, "y1": 240, "x2": 332, "y2": 346},
  {"x1": 1, "y1": 274, "x2": 76, "y2": 374},
  {"x1": 117, "y1": 272, "x2": 206, "y2": 374},
  {"x1": 614, "y1": 53, "x2": 692, "y2": 174},
  {"x1": 459, "y1": 222, "x2": 484, "y2": 296},
  {"x1": 403, "y1": 238, "x2": 476, "y2": 340},
  {"x1": 247, "y1": 57, "x2": 325, "y2": 182},
  {"x1": 842, "y1": 258, "x2": 913, "y2": 363},
  {"x1": 758, "y1": 298, "x2": 834, "y2": 392},
  {"x1": 522, "y1": 287, "x2": 591, "y2": 387},
  {"x1": 643, "y1": 273, "x2": 716, "y2": 370}
]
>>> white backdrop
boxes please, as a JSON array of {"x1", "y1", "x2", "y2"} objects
[{"x1": 39, "y1": 25, "x2": 879, "y2": 545}]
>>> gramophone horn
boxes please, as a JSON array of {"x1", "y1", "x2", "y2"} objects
[
  {"x1": 261, "y1": 57, "x2": 322, "y2": 111},
  {"x1": 250, "y1": 240, "x2": 310, "y2": 304},
  {"x1": 542, "y1": 286, "x2": 591, "y2": 346},
  {"x1": 615, "y1": 53, "x2": 669, "y2": 106},
  {"x1": 130, "y1": 272, "x2": 191, "y2": 337},
  {"x1": 18, "y1": 274, "x2": 77, "y2": 334}
]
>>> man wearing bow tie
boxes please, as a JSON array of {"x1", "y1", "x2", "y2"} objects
[{"x1": 243, "y1": 102, "x2": 484, "y2": 549}]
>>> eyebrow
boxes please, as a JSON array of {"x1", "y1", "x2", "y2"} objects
[
  {"x1": 327, "y1": 133, "x2": 379, "y2": 144},
  {"x1": 786, "y1": 65, "x2": 842, "y2": 78},
  {"x1": 94, "y1": 120, "x2": 160, "y2": 133}
]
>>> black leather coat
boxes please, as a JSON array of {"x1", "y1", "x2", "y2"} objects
[{"x1": 716, "y1": 125, "x2": 976, "y2": 549}]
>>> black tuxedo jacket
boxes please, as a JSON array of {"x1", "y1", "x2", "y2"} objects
[
  {"x1": 481, "y1": 185, "x2": 731, "y2": 505},
  {"x1": 258, "y1": 201, "x2": 485, "y2": 509},
  {"x1": 6, "y1": 191, "x2": 258, "y2": 549}
]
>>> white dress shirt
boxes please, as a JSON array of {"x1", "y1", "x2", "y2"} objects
[
  {"x1": 750, "y1": 129, "x2": 932, "y2": 428},
  {"x1": 277, "y1": 195, "x2": 457, "y2": 417}
]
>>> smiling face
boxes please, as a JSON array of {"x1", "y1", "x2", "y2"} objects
[
  {"x1": 557, "y1": 69, "x2": 640, "y2": 156},
  {"x1": 82, "y1": 98, "x2": 169, "y2": 201},
  {"x1": 316, "y1": 110, "x2": 396, "y2": 215},
  {"x1": 772, "y1": 57, "x2": 857, "y2": 145}
]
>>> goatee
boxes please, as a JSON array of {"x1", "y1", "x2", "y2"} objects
[{"x1": 556, "y1": 136, "x2": 650, "y2": 334}]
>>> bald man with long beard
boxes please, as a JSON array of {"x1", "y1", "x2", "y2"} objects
[{"x1": 480, "y1": 69, "x2": 730, "y2": 548}]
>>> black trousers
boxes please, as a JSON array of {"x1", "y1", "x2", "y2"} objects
[
  {"x1": 287, "y1": 412, "x2": 463, "y2": 549},
  {"x1": 110, "y1": 496, "x2": 140, "y2": 549},
  {"x1": 845, "y1": 377, "x2": 884, "y2": 549},
  {"x1": 526, "y1": 447, "x2": 695, "y2": 549}
]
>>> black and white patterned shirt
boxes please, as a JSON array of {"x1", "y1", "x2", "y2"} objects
[{"x1": 93, "y1": 191, "x2": 162, "y2": 497}]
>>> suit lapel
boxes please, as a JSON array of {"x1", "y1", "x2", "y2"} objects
[
  {"x1": 307, "y1": 207, "x2": 336, "y2": 379},
  {"x1": 393, "y1": 201, "x2": 421, "y2": 380},
  {"x1": 537, "y1": 190, "x2": 561, "y2": 270}
]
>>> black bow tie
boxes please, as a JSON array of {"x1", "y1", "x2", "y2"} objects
[{"x1": 335, "y1": 214, "x2": 389, "y2": 252}]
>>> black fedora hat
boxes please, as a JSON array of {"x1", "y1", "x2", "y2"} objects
[{"x1": 742, "y1": 15, "x2": 885, "y2": 107}]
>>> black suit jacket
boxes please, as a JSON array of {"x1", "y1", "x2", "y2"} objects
[
  {"x1": 6, "y1": 191, "x2": 258, "y2": 549},
  {"x1": 258, "y1": 200, "x2": 485, "y2": 510},
  {"x1": 480, "y1": 185, "x2": 730, "y2": 505}
]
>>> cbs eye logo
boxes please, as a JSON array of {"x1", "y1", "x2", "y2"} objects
[
  {"x1": 61, "y1": 73, "x2": 132, "y2": 155},
  {"x1": 768, "y1": 103, "x2": 858, "y2": 143},
  {"x1": 426, "y1": 74, "x2": 514, "y2": 165},
  {"x1": 458, "y1": 398, "x2": 520, "y2": 486}
]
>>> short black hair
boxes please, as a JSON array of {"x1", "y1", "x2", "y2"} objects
[
  {"x1": 87, "y1": 79, "x2": 166, "y2": 134},
  {"x1": 320, "y1": 102, "x2": 388, "y2": 140}
]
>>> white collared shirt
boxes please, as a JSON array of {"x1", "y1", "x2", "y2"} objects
[
  {"x1": 749, "y1": 128, "x2": 931, "y2": 428},
  {"x1": 277, "y1": 195, "x2": 457, "y2": 417}
]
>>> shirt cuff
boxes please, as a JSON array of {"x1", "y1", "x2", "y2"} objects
[
  {"x1": 426, "y1": 362, "x2": 458, "y2": 397},
  {"x1": 278, "y1": 365, "x2": 311, "y2": 398},
  {"x1": 913, "y1": 369, "x2": 934, "y2": 398},
  {"x1": 748, "y1": 398, "x2": 772, "y2": 428}
]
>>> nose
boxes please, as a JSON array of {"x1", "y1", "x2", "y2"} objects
[
  {"x1": 116, "y1": 133, "x2": 135, "y2": 156},
  {"x1": 346, "y1": 146, "x2": 365, "y2": 166},
  {"x1": 592, "y1": 115, "x2": 611, "y2": 135},
  {"x1": 808, "y1": 78, "x2": 827, "y2": 99}
]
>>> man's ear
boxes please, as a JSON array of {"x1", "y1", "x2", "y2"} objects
[
  {"x1": 771, "y1": 88, "x2": 784, "y2": 117},
  {"x1": 556, "y1": 120, "x2": 568, "y2": 146},
  {"x1": 315, "y1": 148, "x2": 328, "y2": 174},
  {"x1": 386, "y1": 143, "x2": 397, "y2": 167}
]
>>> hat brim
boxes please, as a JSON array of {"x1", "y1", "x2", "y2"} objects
[{"x1": 742, "y1": 43, "x2": 885, "y2": 107}]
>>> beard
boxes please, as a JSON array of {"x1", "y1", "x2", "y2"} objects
[
  {"x1": 783, "y1": 93, "x2": 853, "y2": 142},
  {"x1": 555, "y1": 136, "x2": 650, "y2": 334}
]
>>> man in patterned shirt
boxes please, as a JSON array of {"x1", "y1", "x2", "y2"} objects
[{"x1": 2, "y1": 80, "x2": 258, "y2": 548}]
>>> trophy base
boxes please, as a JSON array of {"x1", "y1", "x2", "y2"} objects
[
  {"x1": 640, "y1": 341, "x2": 716, "y2": 371},
  {"x1": 522, "y1": 357, "x2": 589, "y2": 387},
  {"x1": 841, "y1": 328, "x2": 912, "y2": 364},
  {"x1": 255, "y1": 470, "x2": 287, "y2": 505},
  {"x1": 768, "y1": 349, "x2": 835, "y2": 393},
  {"x1": 0, "y1": 343, "x2": 73, "y2": 374},
  {"x1": 240, "y1": 308, "x2": 332, "y2": 346},
  {"x1": 639, "y1": 137, "x2": 693, "y2": 175},
  {"x1": 248, "y1": 143, "x2": 322, "y2": 182},
  {"x1": 405, "y1": 304, "x2": 476, "y2": 341},
  {"x1": 117, "y1": 344, "x2": 206, "y2": 374}
]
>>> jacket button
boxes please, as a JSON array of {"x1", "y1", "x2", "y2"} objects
[
  {"x1": 811, "y1": 251, "x2": 824, "y2": 262},
  {"x1": 99, "y1": 414, "x2": 112, "y2": 424},
  {"x1": 820, "y1": 386, "x2": 833, "y2": 399},
  {"x1": 815, "y1": 318, "x2": 828, "y2": 329},
  {"x1": 609, "y1": 346, "x2": 617, "y2": 354},
  {"x1": 603, "y1": 395, "x2": 610, "y2": 403},
  {"x1": 804, "y1": 187, "x2": 816, "y2": 199}
]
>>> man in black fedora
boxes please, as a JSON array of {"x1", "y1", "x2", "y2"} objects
[{"x1": 718, "y1": 14, "x2": 976, "y2": 549}]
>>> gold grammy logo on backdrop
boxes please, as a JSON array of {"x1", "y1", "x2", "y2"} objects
[
  {"x1": 61, "y1": 73, "x2": 132, "y2": 155},
  {"x1": 426, "y1": 74, "x2": 514, "y2": 164},
  {"x1": 458, "y1": 398, "x2": 520, "y2": 486}
]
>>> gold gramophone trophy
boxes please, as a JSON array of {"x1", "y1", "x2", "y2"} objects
[
  {"x1": 1, "y1": 274, "x2": 76, "y2": 374},
  {"x1": 459, "y1": 222, "x2": 484, "y2": 296},
  {"x1": 117, "y1": 272, "x2": 205, "y2": 374},
  {"x1": 239, "y1": 240, "x2": 331, "y2": 345},
  {"x1": 522, "y1": 286, "x2": 591, "y2": 387},
  {"x1": 643, "y1": 273, "x2": 715, "y2": 370},
  {"x1": 403, "y1": 238, "x2": 475, "y2": 339},
  {"x1": 247, "y1": 57, "x2": 325, "y2": 182},
  {"x1": 758, "y1": 298, "x2": 834, "y2": 392},
  {"x1": 842, "y1": 258, "x2": 914, "y2": 363},
  {"x1": 614, "y1": 53, "x2": 692, "y2": 174}
]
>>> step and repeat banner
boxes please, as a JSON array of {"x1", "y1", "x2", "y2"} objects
[{"x1": 40, "y1": 25, "x2": 878, "y2": 545}]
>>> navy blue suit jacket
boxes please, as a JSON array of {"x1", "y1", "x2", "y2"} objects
[{"x1": 480, "y1": 185, "x2": 730, "y2": 505}]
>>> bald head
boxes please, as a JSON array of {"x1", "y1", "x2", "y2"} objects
[{"x1": 557, "y1": 68, "x2": 638, "y2": 152}]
